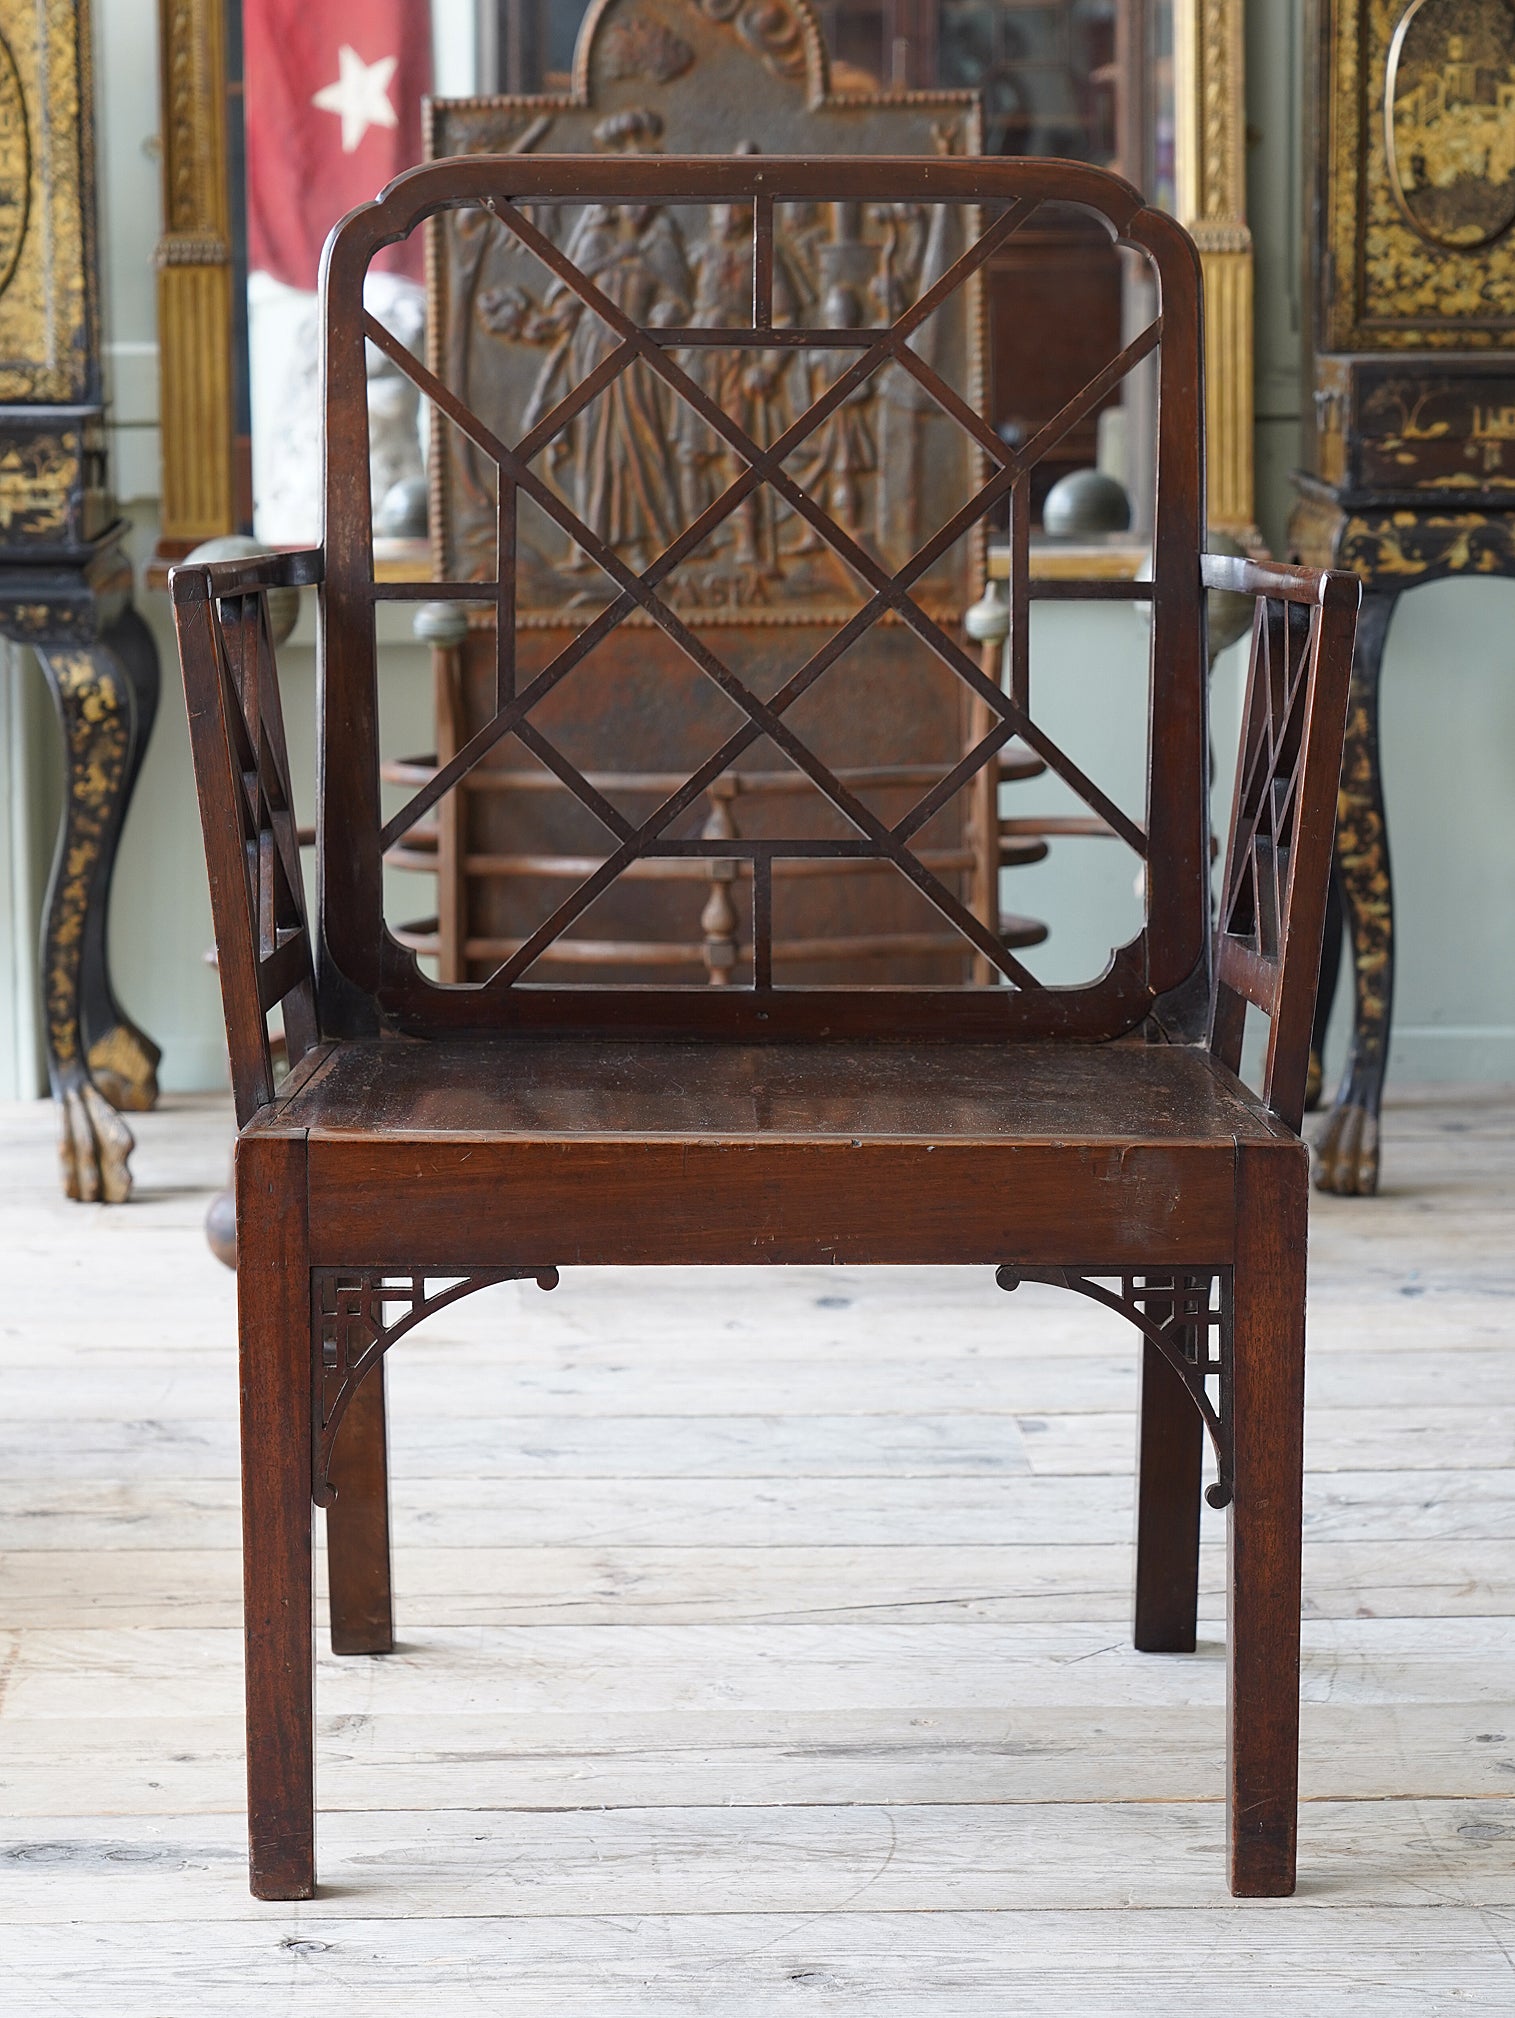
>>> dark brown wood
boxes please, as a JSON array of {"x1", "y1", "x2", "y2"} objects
[
  {"x1": 235, "y1": 1130, "x2": 314, "y2": 1901},
  {"x1": 1205, "y1": 553, "x2": 1359, "y2": 1132},
  {"x1": 1132, "y1": 1333, "x2": 1204, "y2": 1654},
  {"x1": 391, "y1": 622, "x2": 1033, "y2": 990},
  {"x1": 172, "y1": 151, "x2": 1359, "y2": 1904},
  {"x1": 302, "y1": 1142, "x2": 1243, "y2": 1274},
  {"x1": 1227, "y1": 1137, "x2": 1309, "y2": 1899},
  {"x1": 324, "y1": 1360, "x2": 394, "y2": 1657},
  {"x1": 174, "y1": 550, "x2": 323, "y2": 1127}
]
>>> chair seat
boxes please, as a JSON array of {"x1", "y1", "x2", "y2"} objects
[
  {"x1": 264, "y1": 1038, "x2": 1292, "y2": 1272},
  {"x1": 275, "y1": 1034, "x2": 1277, "y2": 1142}
]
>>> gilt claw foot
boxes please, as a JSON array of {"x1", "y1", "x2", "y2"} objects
[
  {"x1": 1312, "y1": 1099, "x2": 1379, "y2": 1196},
  {"x1": 57, "y1": 1081, "x2": 135, "y2": 1203}
]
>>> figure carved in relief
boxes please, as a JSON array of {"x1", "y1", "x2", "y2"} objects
[
  {"x1": 790, "y1": 283, "x2": 878, "y2": 548},
  {"x1": 678, "y1": 198, "x2": 804, "y2": 587},
  {"x1": 462, "y1": 141, "x2": 961, "y2": 595},
  {"x1": 504, "y1": 196, "x2": 693, "y2": 571}
]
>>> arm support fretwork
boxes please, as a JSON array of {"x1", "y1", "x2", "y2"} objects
[
  {"x1": 311, "y1": 1265, "x2": 559, "y2": 1503},
  {"x1": 996, "y1": 1267, "x2": 1232, "y2": 1507}
]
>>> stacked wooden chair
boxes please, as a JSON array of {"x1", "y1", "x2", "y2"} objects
[{"x1": 174, "y1": 152, "x2": 1357, "y2": 1902}]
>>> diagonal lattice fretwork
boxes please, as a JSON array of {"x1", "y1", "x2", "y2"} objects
[
  {"x1": 361, "y1": 177, "x2": 1167, "y2": 993},
  {"x1": 372, "y1": 193, "x2": 1046, "y2": 841},
  {"x1": 1221, "y1": 597, "x2": 1315, "y2": 965},
  {"x1": 211, "y1": 594, "x2": 315, "y2": 1018}
]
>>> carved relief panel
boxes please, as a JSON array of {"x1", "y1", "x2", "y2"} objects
[{"x1": 430, "y1": 0, "x2": 984, "y2": 617}]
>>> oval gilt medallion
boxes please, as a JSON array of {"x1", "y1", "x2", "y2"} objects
[
  {"x1": 1386, "y1": 0, "x2": 1515, "y2": 250},
  {"x1": 0, "y1": 31, "x2": 29, "y2": 297}
]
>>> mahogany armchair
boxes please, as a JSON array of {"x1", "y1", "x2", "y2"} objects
[{"x1": 173, "y1": 154, "x2": 1358, "y2": 1903}]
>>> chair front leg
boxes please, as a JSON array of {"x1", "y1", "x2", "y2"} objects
[
  {"x1": 1227, "y1": 1140, "x2": 1308, "y2": 1898},
  {"x1": 236, "y1": 1134, "x2": 316, "y2": 1901},
  {"x1": 326, "y1": 1360, "x2": 395, "y2": 1655}
]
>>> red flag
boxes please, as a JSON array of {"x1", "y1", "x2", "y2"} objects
[{"x1": 244, "y1": 3, "x2": 432, "y2": 291}]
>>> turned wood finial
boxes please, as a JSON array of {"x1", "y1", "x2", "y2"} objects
[{"x1": 700, "y1": 780, "x2": 741, "y2": 986}]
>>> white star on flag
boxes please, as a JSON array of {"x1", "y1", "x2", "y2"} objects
[{"x1": 312, "y1": 45, "x2": 399, "y2": 154}]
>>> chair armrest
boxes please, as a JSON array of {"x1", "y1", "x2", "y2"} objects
[
  {"x1": 176, "y1": 546, "x2": 326, "y2": 598},
  {"x1": 170, "y1": 548, "x2": 325, "y2": 1126},
  {"x1": 1204, "y1": 551, "x2": 1361, "y2": 1133},
  {"x1": 1201, "y1": 552, "x2": 1358, "y2": 605}
]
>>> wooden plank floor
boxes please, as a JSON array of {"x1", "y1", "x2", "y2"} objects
[{"x1": 2, "y1": 1088, "x2": 1515, "y2": 2013}]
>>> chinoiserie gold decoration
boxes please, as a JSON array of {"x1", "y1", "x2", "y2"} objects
[
  {"x1": 42, "y1": 648, "x2": 135, "y2": 1202},
  {"x1": 1318, "y1": 0, "x2": 1515, "y2": 348},
  {"x1": 86, "y1": 1022, "x2": 162, "y2": 1113},
  {"x1": 1291, "y1": 0, "x2": 1515, "y2": 1201},
  {"x1": 43, "y1": 649, "x2": 128, "y2": 1073},
  {"x1": 0, "y1": 27, "x2": 31, "y2": 296},
  {"x1": 0, "y1": 434, "x2": 73, "y2": 535},
  {"x1": 1385, "y1": 0, "x2": 1515, "y2": 250},
  {"x1": 0, "y1": 0, "x2": 96, "y2": 402}
]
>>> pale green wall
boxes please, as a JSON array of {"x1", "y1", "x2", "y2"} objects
[{"x1": 4, "y1": 0, "x2": 1513, "y2": 1096}]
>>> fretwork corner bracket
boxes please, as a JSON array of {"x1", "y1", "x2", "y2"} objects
[
  {"x1": 310, "y1": 1264, "x2": 559, "y2": 1503},
  {"x1": 995, "y1": 1264, "x2": 1233, "y2": 1507}
]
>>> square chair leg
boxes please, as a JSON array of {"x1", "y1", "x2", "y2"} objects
[
  {"x1": 1133, "y1": 1333, "x2": 1204, "y2": 1652},
  {"x1": 1226, "y1": 1140, "x2": 1309, "y2": 1898},
  {"x1": 236, "y1": 1134, "x2": 316, "y2": 1901},
  {"x1": 326, "y1": 1359, "x2": 395, "y2": 1655}
]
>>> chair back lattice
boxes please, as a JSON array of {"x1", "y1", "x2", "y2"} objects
[{"x1": 320, "y1": 155, "x2": 1206, "y2": 1042}]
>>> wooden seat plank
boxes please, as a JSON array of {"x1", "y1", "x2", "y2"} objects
[{"x1": 273, "y1": 1039, "x2": 1284, "y2": 1146}]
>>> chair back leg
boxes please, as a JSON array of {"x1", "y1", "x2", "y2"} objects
[
  {"x1": 326, "y1": 1361, "x2": 395, "y2": 1656},
  {"x1": 1133, "y1": 1329, "x2": 1204, "y2": 1652}
]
